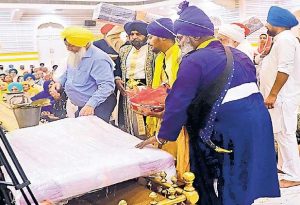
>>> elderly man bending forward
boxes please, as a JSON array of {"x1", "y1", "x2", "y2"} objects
[{"x1": 55, "y1": 26, "x2": 116, "y2": 122}]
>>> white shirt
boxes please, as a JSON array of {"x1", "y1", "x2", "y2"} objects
[
  {"x1": 260, "y1": 30, "x2": 300, "y2": 103},
  {"x1": 125, "y1": 45, "x2": 147, "y2": 79},
  {"x1": 259, "y1": 30, "x2": 300, "y2": 133},
  {"x1": 236, "y1": 39, "x2": 254, "y2": 60}
]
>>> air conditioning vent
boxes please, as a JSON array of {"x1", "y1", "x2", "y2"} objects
[{"x1": 84, "y1": 20, "x2": 96, "y2": 27}]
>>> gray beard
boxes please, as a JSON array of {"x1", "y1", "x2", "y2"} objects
[{"x1": 180, "y1": 43, "x2": 194, "y2": 57}]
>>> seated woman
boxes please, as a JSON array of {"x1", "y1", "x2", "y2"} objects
[
  {"x1": 31, "y1": 80, "x2": 54, "y2": 112},
  {"x1": 31, "y1": 81, "x2": 67, "y2": 122},
  {"x1": 42, "y1": 87, "x2": 67, "y2": 122},
  {"x1": 4, "y1": 75, "x2": 13, "y2": 84}
]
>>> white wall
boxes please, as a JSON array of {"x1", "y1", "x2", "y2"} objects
[{"x1": 0, "y1": 10, "x2": 102, "y2": 66}]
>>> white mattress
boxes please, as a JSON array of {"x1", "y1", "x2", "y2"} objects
[{"x1": 4, "y1": 116, "x2": 175, "y2": 204}]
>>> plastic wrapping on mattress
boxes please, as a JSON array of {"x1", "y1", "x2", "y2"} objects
[
  {"x1": 4, "y1": 116, "x2": 175, "y2": 204},
  {"x1": 92, "y1": 3, "x2": 136, "y2": 24}
]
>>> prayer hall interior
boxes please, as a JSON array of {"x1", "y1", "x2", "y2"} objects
[{"x1": 0, "y1": 0, "x2": 300, "y2": 205}]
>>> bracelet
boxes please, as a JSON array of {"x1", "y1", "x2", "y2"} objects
[
  {"x1": 114, "y1": 76, "x2": 122, "y2": 80},
  {"x1": 155, "y1": 135, "x2": 167, "y2": 145}
]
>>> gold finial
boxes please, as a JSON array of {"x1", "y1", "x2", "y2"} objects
[
  {"x1": 215, "y1": 146, "x2": 233, "y2": 153},
  {"x1": 118, "y1": 200, "x2": 127, "y2": 205},
  {"x1": 171, "y1": 176, "x2": 178, "y2": 188},
  {"x1": 183, "y1": 172, "x2": 195, "y2": 192},
  {"x1": 182, "y1": 172, "x2": 199, "y2": 204},
  {"x1": 149, "y1": 192, "x2": 158, "y2": 205},
  {"x1": 168, "y1": 187, "x2": 176, "y2": 200},
  {"x1": 160, "y1": 171, "x2": 167, "y2": 183}
]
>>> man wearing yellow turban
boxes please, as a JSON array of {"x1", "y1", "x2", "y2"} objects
[{"x1": 55, "y1": 26, "x2": 116, "y2": 122}]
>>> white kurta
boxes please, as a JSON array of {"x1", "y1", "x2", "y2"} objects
[
  {"x1": 236, "y1": 39, "x2": 255, "y2": 60},
  {"x1": 260, "y1": 30, "x2": 300, "y2": 134},
  {"x1": 259, "y1": 30, "x2": 300, "y2": 180},
  {"x1": 125, "y1": 45, "x2": 147, "y2": 80}
]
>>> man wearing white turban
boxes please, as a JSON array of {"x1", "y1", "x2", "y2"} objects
[{"x1": 218, "y1": 24, "x2": 254, "y2": 60}]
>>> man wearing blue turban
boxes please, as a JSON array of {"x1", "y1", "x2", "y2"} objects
[
  {"x1": 260, "y1": 6, "x2": 300, "y2": 188},
  {"x1": 145, "y1": 18, "x2": 189, "y2": 179},
  {"x1": 7, "y1": 82, "x2": 23, "y2": 93},
  {"x1": 137, "y1": 2, "x2": 280, "y2": 205}
]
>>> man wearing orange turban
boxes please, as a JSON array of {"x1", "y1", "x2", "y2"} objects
[{"x1": 55, "y1": 26, "x2": 116, "y2": 122}]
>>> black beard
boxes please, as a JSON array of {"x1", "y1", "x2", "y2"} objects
[
  {"x1": 131, "y1": 39, "x2": 147, "y2": 49},
  {"x1": 267, "y1": 29, "x2": 276, "y2": 37}
]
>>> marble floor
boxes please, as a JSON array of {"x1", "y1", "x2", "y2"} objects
[{"x1": 253, "y1": 186, "x2": 300, "y2": 205}]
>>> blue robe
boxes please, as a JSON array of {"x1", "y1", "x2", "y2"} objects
[{"x1": 158, "y1": 41, "x2": 280, "y2": 205}]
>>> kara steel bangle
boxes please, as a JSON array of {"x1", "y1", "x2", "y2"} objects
[{"x1": 155, "y1": 135, "x2": 166, "y2": 145}]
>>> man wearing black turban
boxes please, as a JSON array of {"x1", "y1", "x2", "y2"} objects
[{"x1": 115, "y1": 20, "x2": 155, "y2": 138}]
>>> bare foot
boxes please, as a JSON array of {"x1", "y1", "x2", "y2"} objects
[{"x1": 279, "y1": 179, "x2": 300, "y2": 188}]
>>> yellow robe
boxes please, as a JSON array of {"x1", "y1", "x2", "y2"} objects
[{"x1": 146, "y1": 43, "x2": 190, "y2": 179}]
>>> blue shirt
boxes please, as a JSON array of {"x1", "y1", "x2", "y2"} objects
[
  {"x1": 59, "y1": 45, "x2": 115, "y2": 108},
  {"x1": 158, "y1": 41, "x2": 256, "y2": 141}
]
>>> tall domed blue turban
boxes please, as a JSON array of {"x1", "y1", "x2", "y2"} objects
[
  {"x1": 147, "y1": 18, "x2": 176, "y2": 39},
  {"x1": 174, "y1": 3, "x2": 214, "y2": 37},
  {"x1": 267, "y1": 6, "x2": 298, "y2": 28}
]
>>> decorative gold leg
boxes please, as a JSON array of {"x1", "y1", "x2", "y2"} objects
[
  {"x1": 118, "y1": 200, "x2": 128, "y2": 205},
  {"x1": 149, "y1": 192, "x2": 158, "y2": 205},
  {"x1": 147, "y1": 171, "x2": 199, "y2": 205},
  {"x1": 182, "y1": 172, "x2": 199, "y2": 205}
]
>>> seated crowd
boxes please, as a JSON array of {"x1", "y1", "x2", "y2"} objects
[{"x1": 0, "y1": 63, "x2": 66, "y2": 122}]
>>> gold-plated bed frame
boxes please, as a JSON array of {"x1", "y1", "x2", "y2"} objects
[{"x1": 119, "y1": 171, "x2": 199, "y2": 205}]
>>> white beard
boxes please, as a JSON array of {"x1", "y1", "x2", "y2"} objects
[
  {"x1": 67, "y1": 47, "x2": 87, "y2": 69},
  {"x1": 180, "y1": 40, "x2": 194, "y2": 58}
]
